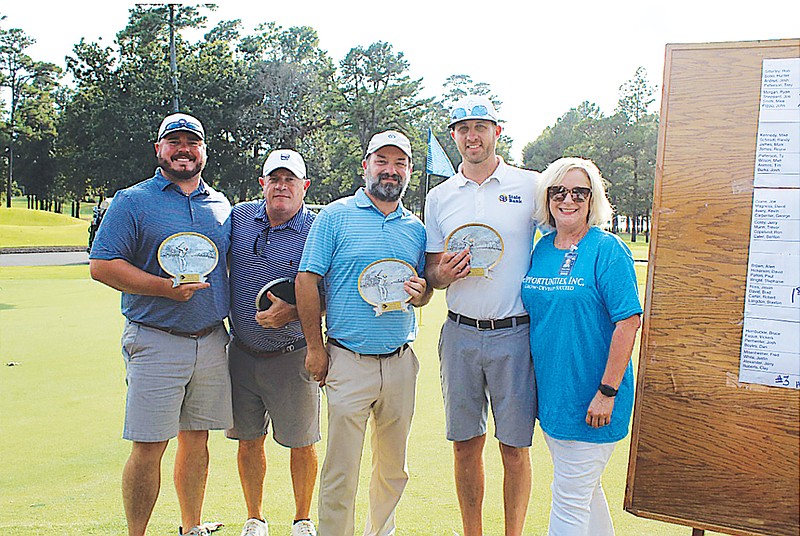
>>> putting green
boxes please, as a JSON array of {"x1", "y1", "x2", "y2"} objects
[{"x1": 0, "y1": 264, "x2": 720, "y2": 535}]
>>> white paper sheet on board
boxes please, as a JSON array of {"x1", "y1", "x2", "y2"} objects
[{"x1": 739, "y1": 57, "x2": 800, "y2": 389}]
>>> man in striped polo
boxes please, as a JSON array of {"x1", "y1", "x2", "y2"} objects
[
  {"x1": 296, "y1": 130, "x2": 433, "y2": 536},
  {"x1": 227, "y1": 149, "x2": 320, "y2": 536}
]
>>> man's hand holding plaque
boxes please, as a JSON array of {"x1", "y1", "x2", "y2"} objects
[
  {"x1": 358, "y1": 259, "x2": 417, "y2": 316},
  {"x1": 444, "y1": 223, "x2": 504, "y2": 279},
  {"x1": 157, "y1": 232, "x2": 219, "y2": 288}
]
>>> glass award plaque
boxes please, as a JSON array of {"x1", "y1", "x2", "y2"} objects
[
  {"x1": 255, "y1": 277, "x2": 296, "y2": 311},
  {"x1": 157, "y1": 232, "x2": 219, "y2": 287},
  {"x1": 445, "y1": 223, "x2": 504, "y2": 278},
  {"x1": 358, "y1": 259, "x2": 417, "y2": 316}
]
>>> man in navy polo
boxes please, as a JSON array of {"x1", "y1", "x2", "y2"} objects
[
  {"x1": 227, "y1": 149, "x2": 320, "y2": 536},
  {"x1": 90, "y1": 113, "x2": 232, "y2": 536},
  {"x1": 296, "y1": 130, "x2": 433, "y2": 536}
]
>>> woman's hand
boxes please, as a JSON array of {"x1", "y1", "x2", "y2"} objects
[{"x1": 586, "y1": 391, "x2": 615, "y2": 428}]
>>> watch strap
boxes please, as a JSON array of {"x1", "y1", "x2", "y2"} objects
[{"x1": 598, "y1": 383, "x2": 618, "y2": 397}]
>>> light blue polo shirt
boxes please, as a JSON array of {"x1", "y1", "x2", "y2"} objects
[
  {"x1": 90, "y1": 169, "x2": 231, "y2": 332},
  {"x1": 299, "y1": 188, "x2": 426, "y2": 354}
]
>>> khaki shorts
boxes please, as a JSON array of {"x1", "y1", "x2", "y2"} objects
[{"x1": 120, "y1": 321, "x2": 232, "y2": 442}]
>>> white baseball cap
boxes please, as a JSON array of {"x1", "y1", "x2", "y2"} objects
[
  {"x1": 157, "y1": 113, "x2": 205, "y2": 141},
  {"x1": 262, "y1": 149, "x2": 307, "y2": 179},
  {"x1": 448, "y1": 95, "x2": 499, "y2": 128},
  {"x1": 365, "y1": 130, "x2": 413, "y2": 160}
]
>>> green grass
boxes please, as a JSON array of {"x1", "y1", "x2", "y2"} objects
[
  {"x1": 0, "y1": 264, "x2": 725, "y2": 535},
  {"x1": 0, "y1": 207, "x2": 89, "y2": 248},
  {"x1": 617, "y1": 232, "x2": 651, "y2": 261},
  {"x1": 8, "y1": 196, "x2": 97, "y2": 220}
]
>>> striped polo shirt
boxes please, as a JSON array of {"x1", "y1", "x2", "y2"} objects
[
  {"x1": 229, "y1": 200, "x2": 315, "y2": 351},
  {"x1": 299, "y1": 187, "x2": 426, "y2": 354}
]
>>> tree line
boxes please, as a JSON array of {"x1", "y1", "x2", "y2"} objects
[{"x1": 0, "y1": 5, "x2": 658, "y2": 240}]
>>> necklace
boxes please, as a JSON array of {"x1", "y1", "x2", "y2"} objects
[{"x1": 554, "y1": 225, "x2": 590, "y2": 250}]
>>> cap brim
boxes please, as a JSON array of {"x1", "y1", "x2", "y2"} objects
[
  {"x1": 263, "y1": 164, "x2": 306, "y2": 179},
  {"x1": 159, "y1": 127, "x2": 204, "y2": 141},
  {"x1": 448, "y1": 117, "x2": 498, "y2": 128},
  {"x1": 366, "y1": 143, "x2": 412, "y2": 159}
]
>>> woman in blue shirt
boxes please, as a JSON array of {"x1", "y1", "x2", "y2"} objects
[{"x1": 522, "y1": 157, "x2": 642, "y2": 535}]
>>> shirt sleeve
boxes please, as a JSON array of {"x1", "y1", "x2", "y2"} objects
[
  {"x1": 88, "y1": 190, "x2": 139, "y2": 262},
  {"x1": 298, "y1": 207, "x2": 336, "y2": 277},
  {"x1": 596, "y1": 239, "x2": 643, "y2": 323},
  {"x1": 424, "y1": 190, "x2": 445, "y2": 253}
]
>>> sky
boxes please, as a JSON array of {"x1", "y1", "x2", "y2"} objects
[{"x1": 2, "y1": 0, "x2": 798, "y2": 160}]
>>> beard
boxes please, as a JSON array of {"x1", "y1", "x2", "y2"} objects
[
  {"x1": 158, "y1": 155, "x2": 206, "y2": 182},
  {"x1": 366, "y1": 171, "x2": 408, "y2": 202}
]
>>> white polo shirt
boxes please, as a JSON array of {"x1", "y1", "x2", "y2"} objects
[{"x1": 425, "y1": 158, "x2": 539, "y2": 319}]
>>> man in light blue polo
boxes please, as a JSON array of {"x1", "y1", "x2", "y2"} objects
[
  {"x1": 90, "y1": 113, "x2": 231, "y2": 536},
  {"x1": 296, "y1": 130, "x2": 433, "y2": 536},
  {"x1": 227, "y1": 149, "x2": 320, "y2": 536}
]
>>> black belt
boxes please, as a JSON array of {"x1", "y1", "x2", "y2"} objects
[
  {"x1": 327, "y1": 338, "x2": 409, "y2": 359},
  {"x1": 233, "y1": 337, "x2": 307, "y2": 358},
  {"x1": 447, "y1": 311, "x2": 530, "y2": 331},
  {"x1": 131, "y1": 321, "x2": 222, "y2": 339}
]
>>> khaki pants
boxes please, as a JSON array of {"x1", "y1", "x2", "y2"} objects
[{"x1": 318, "y1": 344, "x2": 419, "y2": 536}]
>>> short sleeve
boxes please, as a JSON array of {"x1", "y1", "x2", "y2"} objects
[
  {"x1": 298, "y1": 207, "x2": 337, "y2": 277},
  {"x1": 424, "y1": 191, "x2": 445, "y2": 253},
  {"x1": 88, "y1": 191, "x2": 138, "y2": 262},
  {"x1": 596, "y1": 239, "x2": 643, "y2": 323}
]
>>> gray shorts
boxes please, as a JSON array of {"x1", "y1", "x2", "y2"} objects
[
  {"x1": 120, "y1": 321, "x2": 233, "y2": 442},
  {"x1": 226, "y1": 341, "x2": 321, "y2": 447},
  {"x1": 439, "y1": 317, "x2": 536, "y2": 447}
]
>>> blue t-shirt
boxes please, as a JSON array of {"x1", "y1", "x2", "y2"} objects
[
  {"x1": 228, "y1": 201, "x2": 314, "y2": 351},
  {"x1": 521, "y1": 227, "x2": 642, "y2": 443},
  {"x1": 90, "y1": 169, "x2": 231, "y2": 332},
  {"x1": 299, "y1": 188, "x2": 426, "y2": 354}
]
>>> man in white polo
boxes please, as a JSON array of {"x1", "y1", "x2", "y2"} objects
[{"x1": 424, "y1": 96, "x2": 540, "y2": 536}]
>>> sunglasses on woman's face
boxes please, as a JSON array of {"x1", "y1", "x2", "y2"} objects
[{"x1": 547, "y1": 185, "x2": 592, "y2": 203}]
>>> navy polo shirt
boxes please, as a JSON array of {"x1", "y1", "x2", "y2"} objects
[
  {"x1": 228, "y1": 200, "x2": 315, "y2": 351},
  {"x1": 90, "y1": 169, "x2": 231, "y2": 332}
]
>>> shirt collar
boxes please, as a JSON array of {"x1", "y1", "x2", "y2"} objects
[
  {"x1": 354, "y1": 187, "x2": 407, "y2": 218},
  {"x1": 256, "y1": 200, "x2": 308, "y2": 232},
  {"x1": 455, "y1": 156, "x2": 507, "y2": 187},
  {"x1": 154, "y1": 168, "x2": 209, "y2": 195}
]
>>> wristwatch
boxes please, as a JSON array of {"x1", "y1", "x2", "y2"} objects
[{"x1": 598, "y1": 383, "x2": 618, "y2": 397}]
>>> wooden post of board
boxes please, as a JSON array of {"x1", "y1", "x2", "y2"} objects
[{"x1": 625, "y1": 39, "x2": 799, "y2": 536}]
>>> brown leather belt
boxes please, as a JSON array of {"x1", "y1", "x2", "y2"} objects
[
  {"x1": 131, "y1": 321, "x2": 222, "y2": 339},
  {"x1": 447, "y1": 311, "x2": 530, "y2": 330},
  {"x1": 233, "y1": 337, "x2": 307, "y2": 358},
  {"x1": 328, "y1": 338, "x2": 408, "y2": 359}
]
